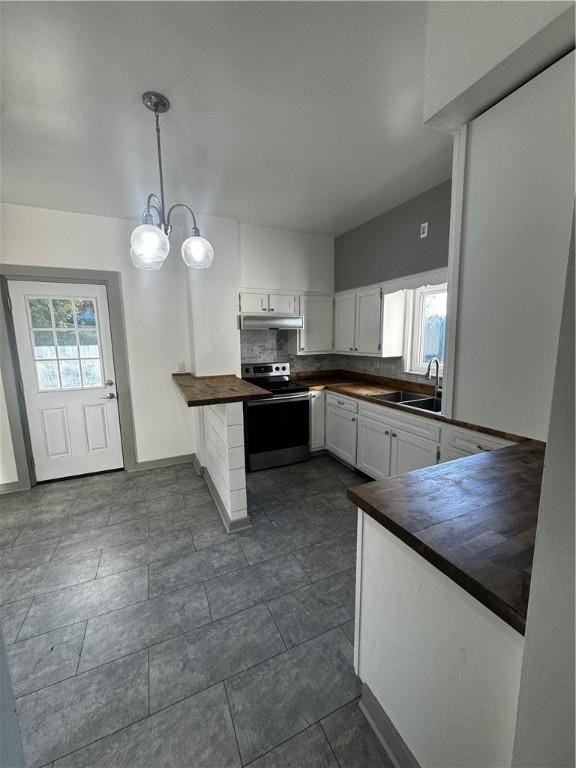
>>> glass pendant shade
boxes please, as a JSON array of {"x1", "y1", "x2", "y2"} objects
[
  {"x1": 181, "y1": 235, "x2": 214, "y2": 269},
  {"x1": 130, "y1": 224, "x2": 170, "y2": 270}
]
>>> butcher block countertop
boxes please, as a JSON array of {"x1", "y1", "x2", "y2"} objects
[
  {"x1": 348, "y1": 440, "x2": 544, "y2": 634},
  {"x1": 294, "y1": 370, "x2": 527, "y2": 442},
  {"x1": 173, "y1": 373, "x2": 271, "y2": 406}
]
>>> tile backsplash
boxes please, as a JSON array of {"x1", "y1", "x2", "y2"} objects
[{"x1": 240, "y1": 330, "x2": 428, "y2": 384}]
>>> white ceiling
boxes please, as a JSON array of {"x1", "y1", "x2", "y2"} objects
[{"x1": 0, "y1": 2, "x2": 452, "y2": 236}]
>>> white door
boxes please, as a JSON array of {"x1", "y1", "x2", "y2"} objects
[
  {"x1": 309, "y1": 390, "x2": 325, "y2": 451},
  {"x1": 355, "y1": 286, "x2": 382, "y2": 355},
  {"x1": 357, "y1": 416, "x2": 392, "y2": 480},
  {"x1": 325, "y1": 405, "x2": 357, "y2": 465},
  {"x1": 9, "y1": 281, "x2": 124, "y2": 481},
  {"x1": 268, "y1": 294, "x2": 296, "y2": 314},
  {"x1": 299, "y1": 295, "x2": 333, "y2": 353},
  {"x1": 390, "y1": 429, "x2": 437, "y2": 476},
  {"x1": 334, "y1": 293, "x2": 356, "y2": 353}
]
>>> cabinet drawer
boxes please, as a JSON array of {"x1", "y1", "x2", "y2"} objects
[
  {"x1": 326, "y1": 392, "x2": 358, "y2": 414},
  {"x1": 358, "y1": 401, "x2": 440, "y2": 443},
  {"x1": 443, "y1": 426, "x2": 514, "y2": 454}
]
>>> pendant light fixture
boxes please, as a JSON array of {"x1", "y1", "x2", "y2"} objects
[{"x1": 130, "y1": 92, "x2": 214, "y2": 270}]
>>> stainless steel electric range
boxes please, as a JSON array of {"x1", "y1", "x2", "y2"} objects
[{"x1": 242, "y1": 362, "x2": 310, "y2": 471}]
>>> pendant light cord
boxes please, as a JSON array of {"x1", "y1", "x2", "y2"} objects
[{"x1": 155, "y1": 110, "x2": 167, "y2": 228}]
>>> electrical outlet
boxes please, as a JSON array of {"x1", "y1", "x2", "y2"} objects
[{"x1": 420, "y1": 222, "x2": 428, "y2": 239}]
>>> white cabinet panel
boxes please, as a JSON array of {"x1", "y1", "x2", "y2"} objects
[
  {"x1": 299, "y1": 295, "x2": 333, "y2": 353},
  {"x1": 334, "y1": 293, "x2": 356, "y2": 353},
  {"x1": 357, "y1": 416, "x2": 392, "y2": 480},
  {"x1": 326, "y1": 392, "x2": 358, "y2": 414},
  {"x1": 268, "y1": 294, "x2": 297, "y2": 314},
  {"x1": 240, "y1": 292, "x2": 267, "y2": 313},
  {"x1": 355, "y1": 286, "x2": 382, "y2": 356},
  {"x1": 325, "y1": 405, "x2": 357, "y2": 466},
  {"x1": 391, "y1": 428, "x2": 438, "y2": 475},
  {"x1": 310, "y1": 390, "x2": 325, "y2": 451},
  {"x1": 381, "y1": 290, "x2": 406, "y2": 357}
]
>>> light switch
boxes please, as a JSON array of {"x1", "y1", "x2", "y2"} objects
[{"x1": 420, "y1": 222, "x2": 428, "y2": 239}]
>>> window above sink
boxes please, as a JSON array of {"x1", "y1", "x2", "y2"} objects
[{"x1": 406, "y1": 282, "x2": 447, "y2": 376}]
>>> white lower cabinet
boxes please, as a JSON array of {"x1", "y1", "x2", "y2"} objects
[
  {"x1": 325, "y1": 404, "x2": 357, "y2": 465},
  {"x1": 438, "y1": 445, "x2": 471, "y2": 463},
  {"x1": 310, "y1": 390, "x2": 325, "y2": 451},
  {"x1": 357, "y1": 416, "x2": 392, "y2": 480},
  {"x1": 390, "y1": 428, "x2": 439, "y2": 475}
]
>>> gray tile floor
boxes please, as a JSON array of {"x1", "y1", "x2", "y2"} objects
[{"x1": 1, "y1": 455, "x2": 393, "y2": 767}]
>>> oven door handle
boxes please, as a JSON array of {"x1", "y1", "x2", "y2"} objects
[{"x1": 248, "y1": 393, "x2": 310, "y2": 406}]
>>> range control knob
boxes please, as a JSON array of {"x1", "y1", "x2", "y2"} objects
[
  {"x1": 275, "y1": 366, "x2": 280, "y2": 371},
  {"x1": 281, "y1": 365, "x2": 286, "y2": 371}
]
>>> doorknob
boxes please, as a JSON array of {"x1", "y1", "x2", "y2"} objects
[
  {"x1": 105, "y1": 380, "x2": 114, "y2": 387},
  {"x1": 101, "y1": 393, "x2": 116, "y2": 399}
]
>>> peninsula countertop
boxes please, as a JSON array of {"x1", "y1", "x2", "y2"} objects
[
  {"x1": 348, "y1": 440, "x2": 544, "y2": 633},
  {"x1": 173, "y1": 373, "x2": 271, "y2": 406}
]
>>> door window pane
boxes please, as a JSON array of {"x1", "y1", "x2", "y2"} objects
[
  {"x1": 78, "y1": 330, "x2": 99, "y2": 358},
  {"x1": 75, "y1": 300, "x2": 96, "y2": 326},
  {"x1": 56, "y1": 330, "x2": 78, "y2": 359},
  {"x1": 36, "y1": 361, "x2": 60, "y2": 390},
  {"x1": 27, "y1": 293, "x2": 106, "y2": 392},
  {"x1": 52, "y1": 299, "x2": 75, "y2": 327},
  {"x1": 81, "y1": 359, "x2": 103, "y2": 387},
  {"x1": 33, "y1": 330, "x2": 56, "y2": 359},
  {"x1": 28, "y1": 299, "x2": 52, "y2": 328},
  {"x1": 59, "y1": 359, "x2": 82, "y2": 389}
]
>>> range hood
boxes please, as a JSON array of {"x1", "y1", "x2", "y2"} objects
[{"x1": 239, "y1": 315, "x2": 304, "y2": 330}]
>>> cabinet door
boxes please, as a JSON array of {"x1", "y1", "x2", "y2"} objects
[
  {"x1": 357, "y1": 416, "x2": 392, "y2": 480},
  {"x1": 325, "y1": 405, "x2": 357, "y2": 465},
  {"x1": 438, "y1": 445, "x2": 471, "y2": 463},
  {"x1": 310, "y1": 390, "x2": 325, "y2": 451},
  {"x1": 334, "y1": 293, "x2": 356, "y2": 353},
  {"x1": 381, "y1": 290, "x2": 406, "y2": 357},
  {"x1": 269, "y1": 294, "x2": 296, "y2": 314},
  {"x1": 391, "y1": 429, "x2": 438, "y2": 476},
  {"x1": 240, "y1": 292, "x2": 267, "y2": 313},
  {"x1": 355, "y1": 286, "x2": 382, "y2": 355},
  {"x1": 299, "y1": 295, "x2": 333, "y2": 353}
]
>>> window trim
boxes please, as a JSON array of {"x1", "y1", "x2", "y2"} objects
[{"x1": 406, "y1": 282, "x2": 447, "y2": 376}]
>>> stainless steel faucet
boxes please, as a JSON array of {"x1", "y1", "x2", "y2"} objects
[{"x1": 425, "y1": 357, "x2": 441, "y2": 399}]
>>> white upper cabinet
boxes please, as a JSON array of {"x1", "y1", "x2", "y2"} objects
[
  {"x1": 334, "y1": 293, "x2": 356, "y2": 353},
  {"x1": 299, "y1": 295, "x2": 333, "y2": 353},
  {"x1": 239, "y1": 292, "x2": 267, "y2": 313},
  {"x1": 268, "y1": 294, "x2": 297, "y2": 314},
  {"x1": 355, "y1": 286, "x2": 382, "y2": 355},
  {"x1": 381, "y1": 290, "x2": 405, "y2": 357},
  {"x1": 334, "y1": 285, "x2": 405, "y2": 357}
]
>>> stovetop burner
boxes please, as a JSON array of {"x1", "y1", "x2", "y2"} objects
[{"x1": 242, "y1": 361, "x2": 309, "y2": 395}]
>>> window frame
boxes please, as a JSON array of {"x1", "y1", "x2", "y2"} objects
[{"x1": 405, "y1": 282, "x2": 447, "y2": 376}]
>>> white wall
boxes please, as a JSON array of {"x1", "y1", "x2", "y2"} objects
[
  {"x1": 188, "y1": 214, "x2": 242, "y2": 377},
  {"x1": 0, "y1": 204, "x2": 196, "y2": 469},
  {"x1": 240, "y1": 223, "x2": 333, "y2": 293},
  {"x1": 512, "y1": 233, "x2": 574, "y2": 767},
  {"x1": 453, "y1": 53, "x2": 574, "y2": 439},
  {"x1": 358, "y1": 513, "x2": 525, "y2": 768},
  {"x1": 423, "y1": 1, "x2": 571, "y2": 123}
]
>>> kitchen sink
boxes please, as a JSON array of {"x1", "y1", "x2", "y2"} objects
[
  {"x1": 401, "y1": 397, "x2": 443, "y2": 413},
  {"x1": 369, "y1": 391, "x2": 424, "y2": 403}
]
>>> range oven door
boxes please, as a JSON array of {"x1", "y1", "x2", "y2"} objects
[{"x1": 244, "y1": 393, "x2": 310, "y2": 471}]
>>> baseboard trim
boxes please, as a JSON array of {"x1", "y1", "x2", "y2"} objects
[
  {"x1": 360, "y1": 682, "x2": 420, "y2": 768},
  {"x1": 128, "y1": 453, "x2": 197, "y2": 473},
  {"x1": 0, "y1": 479, "x2": 31, "y2": 495},
  {"x1": 192, "y1": 454, "x2": 204, "y2": 476},
  {"x1": 203, "y1": 468, "x2": 252, "y2": 533}
]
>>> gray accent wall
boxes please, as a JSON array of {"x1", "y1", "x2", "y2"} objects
[{"x1": 335, "y1": 180, "x2": 451, "y2": 291}]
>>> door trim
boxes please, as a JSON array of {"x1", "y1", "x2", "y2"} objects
[{"x1": 0, "y1": 265, "x2": 138, "y2": 490}]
